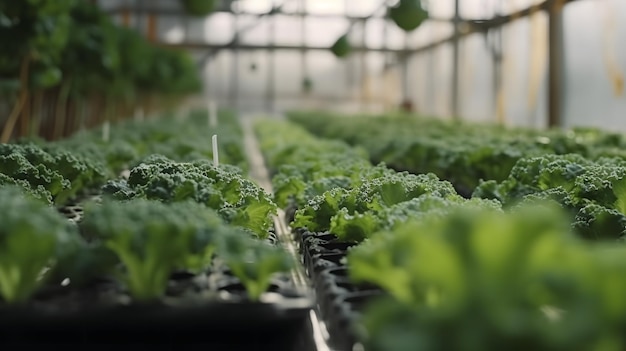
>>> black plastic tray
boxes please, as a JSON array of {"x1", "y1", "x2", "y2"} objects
[
  {"x1": 295, "y1": 229, "x2": 386, "y2": 351},
  {"x1": 4, "y1": 200, "x2": 315, "y2": 350},
  {"x1": 0, "y1": 297, "x2": 313, "y2": 350}
]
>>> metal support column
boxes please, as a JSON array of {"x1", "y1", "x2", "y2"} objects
[
  {"x1": 485, "y1": 1, "x2": 504, "y2": 125},
  {"x1": 451, "y1": 0, "x2": 460, "y2": 119},
  {"x1": 426, "y1": 24, "x2": 436, "y2": 115},
  {"x1": 344, "y1": 0, "x2": 353, "y2": 91},
  {"x1": 401, "y1": 34, "x2": 410, "y2": 106},
  {"x1": 381, "y1": 14, "x2": 390, "y2": 111},
  {"x1": 300, "y1": 0, "x2": 309, "y2": 104},
  {"x1": 360, "y1": 19, "x2": 367, "y2": 111},
  {"x1": 230, "y1": 3, "x2": 240, "y2": 109},
  {"x1": 266, "y1": 1, "x2": 276, "y2": 113},
  {"x1": 547, "y1": 0, "x2": 565, "y2": 128}
]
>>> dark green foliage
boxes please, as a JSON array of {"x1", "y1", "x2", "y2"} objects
[
  {"x1": 331, "y1": 34, "x2": 351, "y2": 58},
  {"x1": 388, "y1": 0, "x2": 428, "y2": 32},
  {"x1": 473, "y1": 155, "x2": 626, "y2": 240},
  {"x1": 181, "y1": 0, "x2": 216, "y2": 16},
  {"x1": 0, "y1": 186, "x2": 78, "y2": 303},
  {"x1": 80, "y1": 199, "x2": 229, "y2": 301},
  {"x1": 103, "y1": 157, "x2": 276, "y2": 238},
  {"x1": 0, "y1": 142, "x2": 107, "y2": 204}
]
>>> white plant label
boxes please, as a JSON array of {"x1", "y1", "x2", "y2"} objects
[{"x1": 212, "y1": 134, "x2": 219, "y2": 167}]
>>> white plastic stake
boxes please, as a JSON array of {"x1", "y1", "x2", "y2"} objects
[
  {"x1": 208, "y1": 101, "x2": 218, "y2": 128},
  {"x1": 102, "y1": 121, "x2": 110, "y2": 142},
  {"x1": 212, "y1": 134, "x2": 219, "y2": 167},
  {"x1": 134, "y1": 107, "x2": 144, "y2": 122}
]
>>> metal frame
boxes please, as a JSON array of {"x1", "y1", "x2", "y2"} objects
[{"x1": 109, "y1": 0, "x2": 581, "y2": 128}]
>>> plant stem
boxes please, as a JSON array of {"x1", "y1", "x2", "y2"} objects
[
  {"x1": 53, "y1": 80, "x2": 71, "y2": 141},
  {"x1": 1, "y1": 56, "x2": 31, "y2": 143},
  {"x1": 30, "y1": 90, "x2": 44, "y2": 138}
]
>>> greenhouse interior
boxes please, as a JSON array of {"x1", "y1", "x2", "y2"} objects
[{"x1": 1, "y1": 0, "x2": 626, "y2": 349}]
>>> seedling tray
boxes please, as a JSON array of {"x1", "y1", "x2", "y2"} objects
[
  {"x1": 296, "y1": 229, "x2": 386, "y2": 351},
  {"x1": 0, "y1": 299, "x2": 313, "y2": 350},
  {"x1": 2, "y1": 201, "x2": 315, "y2": 350}
]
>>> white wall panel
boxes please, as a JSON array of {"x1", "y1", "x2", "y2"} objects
[{"x1": 562, "y1": 0, "x2": 626, "y2": 131}]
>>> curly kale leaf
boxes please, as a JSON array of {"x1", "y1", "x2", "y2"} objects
[
  {"x1": 508, "y1": 154, "x2": 590, "y2": 193},
  {"x1": 103, "y1": 159, "x2": 276, "y2": 238},
  {"x1": 0, "y1": 143, "x2": 107, "y2": 204},
  {"x1": 0, "y1": 152, "x2": 70, "y2": 203},
  {"x1": 293, "y1": 171, "x2": 458, "y2": 232},
  {"x1": 330, "y1": 195, "x2": 498, "y2": 242},
  {"x1": 573, "y1": 203, "x2": 626, "y2": 240},
  {"x1": 80, "y1": 199, "x2": 229, "y2": 301},
  {"x1": 0, "y1": 174, "x2": 52, "y2": 204}
]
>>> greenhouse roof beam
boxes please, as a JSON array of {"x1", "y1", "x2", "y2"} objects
[
  {"x1": 103, "y1": 7, "x2": 455, "y2": 23},
  {"x1": 163, "y1": 42, "x2": 409, "y2": 54},
  {"x1": 196, "y1": 0, "x2": 294, "y2": 66},
  {"x1": 104, "y1": 8, "x2": 384, "y2": 20},
  {"x1": 411, "y1": 0, "x2": 580, "y2": 55}
]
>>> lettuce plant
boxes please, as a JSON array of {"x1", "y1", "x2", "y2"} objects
[{"x1": 0, "y1": 186, "x2": 77, "y2": 303}]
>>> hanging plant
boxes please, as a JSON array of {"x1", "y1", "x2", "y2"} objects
[
  {"x1": 330, "y1": 34, "x2": 351, "y2": 58},
  {"x1": 388, "y1": 0, "x2": 428, "y2": 32},
  {"x1": 181, "y1": 0, "x2": 216, "y2": 16}
]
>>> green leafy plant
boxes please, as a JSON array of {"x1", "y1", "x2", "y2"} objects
[
  {"x1": 293, "y1": 171, "x2": 458, "y2": 234},
  {"x1": 181, "y1": 0, "x2": 216, "y2": 16},
  {"x1": 350, "y1": 202, "x2": 626, "y2": 351},
  {"x1": 220, "y1": 232, "x2": 292, "y2": 301},
  {"x1": 0, "y1": 186, "x2": 77, "y2": 304},
  {"x1": 473, "y1": 154, "x2": 626, "y2": 239},
  {"x1": 388, "y1": 0, "x2": 429, "y2": 32},
  {"x1": 331, "y1": 34, "x2": 351, "y2": 58},
  {"x1": 286, "y1": 111, "x2": 623, "y2": 196},
  {"x1": 0, "y1": 143, "x2": 107, "y2": 204},
  {"x1": 103, "y1": 157, "x2": 276, "y2": 238},
  {"x1": 0, "y1": 150, "x2": 70, "y2": 204},
  {"x1": 80, "y1": 199, "x2": 229, "y2": 301}
]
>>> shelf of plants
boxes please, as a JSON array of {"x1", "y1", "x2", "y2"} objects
[
  {"x1": 255, "y1": 115, "x2": 626, "y2": 351},
  {"x1": 0, "y1": 109, "x2": 313, "y2": 350}
]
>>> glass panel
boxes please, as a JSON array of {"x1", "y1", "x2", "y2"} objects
[
  {"x1": 306, "y1": 0, "x2": 346, "y2": 15},
  {"x1": 204, "y1": 13, "x2": 235, "y2": 43},
  {"x1": 426, "y1": 0, "x2": 455, "y2": 19},
  {"x1": 239, "y1": 17, "x2": 272, "y2": 45},
  {"x1": 457, "y1": 33, "x2": 496, "y2": 123},
  {"x1": 204, "y1": 51, "x2": 234, "y2": 100},
  {"x1": 345, "y1": 0, "x2": 384, "y2": 18},
  {"x1": 304, "y1": 17, "x2": 350, "y2": 47},
  {"x1": 563, "y1": 0, "x2": 626, "y2": 130},
  {"x1": 273, "y1": 14, "x2": 306, "y2": 46},
  {"x1": 237, "y1": 0, "x2": 274, "y2": 14},
  {"x1": 500, "y1": 15, "x2": 548, "y2": 128}
]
